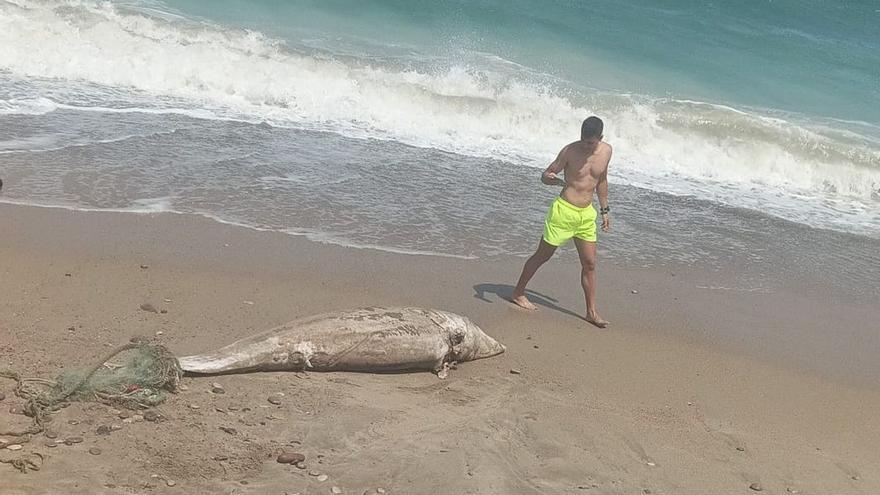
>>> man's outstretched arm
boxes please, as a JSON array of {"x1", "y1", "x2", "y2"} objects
[{"x1": 541, "y1": 145, "x2": 567, "y2": 186}]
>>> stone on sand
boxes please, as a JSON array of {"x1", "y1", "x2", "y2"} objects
[
  {"x1": 749, "y1": 482, "x2": 763, "y2": 491},
  {"x1": 276, "y1": 452, "x2": 305, "y2": 464},
  {"x1": 140, "y1": 303, "x2": 159, "y2": 313}
]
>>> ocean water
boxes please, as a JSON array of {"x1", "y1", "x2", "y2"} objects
[{"x1": 0, "y1": 0, "x2": 878, "y2": 296}]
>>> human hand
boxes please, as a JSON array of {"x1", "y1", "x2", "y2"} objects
[
  {"x1": 601, "y1": 214, "x2": 611, "y2": 232},
  {"x1": 543, "y1": 172, "x2": 565, "y2": 186}
]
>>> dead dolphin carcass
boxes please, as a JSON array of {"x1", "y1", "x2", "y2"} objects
[{"x1": 178, "y1": 307, "x2": 505, "y2": 376}]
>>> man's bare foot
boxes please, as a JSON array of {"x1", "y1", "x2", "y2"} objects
[
  {"x1": 584, "y1": 311, "x2": 609, "y2": 328},
  {"x1": 510, "y1": 293, "x2": 537, "y2": 310}
]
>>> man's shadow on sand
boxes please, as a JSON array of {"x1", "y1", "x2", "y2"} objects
[{"x1": 473, "y1": 283, "x2": 583, "y2": 320}]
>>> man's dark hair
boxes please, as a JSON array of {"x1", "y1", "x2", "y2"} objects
[{"x1": 581, "y1": 116, "x2": 604, "y2": 140}]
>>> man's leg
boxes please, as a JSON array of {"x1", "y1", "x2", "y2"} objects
[
  {"x1": 574, "y1": 238, "x2": 609, "y2": 327},
  {"x1": 511, "y1": 238, "x2": 557, "y2": 310}
]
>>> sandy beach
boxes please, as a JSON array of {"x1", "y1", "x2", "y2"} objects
[{"x1": 1, "y1": 203, "x2": 878, "y2": 494}]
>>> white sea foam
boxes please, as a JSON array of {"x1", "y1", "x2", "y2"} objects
[{"x1": 0, "y1": 0, "x2": 878, "y2": 234}]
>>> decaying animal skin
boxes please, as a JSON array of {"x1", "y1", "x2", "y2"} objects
[{"x1": 178, "y1": 307, "x2": 505, "y2": 375}]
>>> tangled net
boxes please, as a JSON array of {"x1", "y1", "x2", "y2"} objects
[{"x1": 0, "y1": 342, "x2": 182, "y2": 472}]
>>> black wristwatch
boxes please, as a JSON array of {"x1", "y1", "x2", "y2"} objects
[{"x1": 600, "y1": 206, "x2": 610, "y2": 215}]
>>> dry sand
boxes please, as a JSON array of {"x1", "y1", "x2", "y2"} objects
[{"x1": 1, "y1": 204, "x2": 879, "y2": 494}]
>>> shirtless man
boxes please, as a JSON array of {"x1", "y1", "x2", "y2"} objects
[{"x1": 511, "y1": 116, "x2": 612, "y2": 327}]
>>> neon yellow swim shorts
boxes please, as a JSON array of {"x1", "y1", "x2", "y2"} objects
[{"x1": 542, "y1": 196, "x2": 597, "y2": 246}]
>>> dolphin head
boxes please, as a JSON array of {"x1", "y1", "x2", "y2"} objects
[{"x1": 433, "y1": 310, "x2": 506, "y2": 362}]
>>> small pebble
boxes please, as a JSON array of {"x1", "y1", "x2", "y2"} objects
[
  {"x1": 45, "y1": 431, "x2": 58, "y2": 439},
  {"x1": 68, "y1": 419, "x2": 80, "y2": 425},
  {"x1": 160, "y1": 310, "x2": 168, "y2": 314},
  {"x1": 276, "y1": 452, "x2": 305, "y2": 464},
  {"x1": 736, "y1": 446, "x2": 745, "y2": 452},
  {"x1": 268, "y1": 396, "x2": 283, "y2": 405},
  {"x1": 96, "y1": 425, "x2": 111, "y2": 435},
  {"x1": 140, "y1": 303, "x2": 159, "y2": 313},
  {"x1": 156, "y1": 331, "x2": 164, "y2": 336},
  {"x1": 178, "y1": 384, "x2": 189, "y2": 391},
  {"x1": 89, "y1": 447, "x2": 102, "y2": 455},
  {"x1": 8, "y1": 406, "x2": 24, "y2": 415},
  {"x1": 331, "y1": 487, "x2": 342, "y2": 494},
  {"x1": 509, "y1": 369, "x2": 522, "y2": 375},
  {"x1": 140, "y1": 264, "x2": 149, "y2": 269},
  {"x1": 309, "y1": 470, "x2": 321, "y2": 476},
  {"x1": 631, "y1": 290, "x2": 638, "y2": 294},
  {"x1": 749, "y1": 482, "x2": 763, "y2": 492},
  {"x1": 317, "y1": 474, "x2": 329, "y2": 482},
  {"x1": 219, "y1": 426, "x2": 237, "y2": 435},
  {"x1": 110, "y1": 424, "x2": 123, "y2": 431},
  {"x1": 6, "y1": 444, "x2": 22, "y2": 451},
  {"x1": 64, "y1": 436, "x2": 84, "y2": 445},
  {"x1": 786, "y1": 488, "x2": 799, "y2": 494},
  {"x1": 852, "y1": 475, "x2": 860, "y2": 480},
  {"x1": 213, "y1": 455, "x2": 229, "y2": 461},
  {"x1": 45, "y1": 441, "x2": 58, "y2": 448},
  {"x1": 143, "y1": 410, "x2": 160, "y2": 422},
  {"x1": 211, "y1": 383, "x2": 225, "y2": 394},
  {"x1": 166, "y1": 479, "x2": 176, "y2": 487}
]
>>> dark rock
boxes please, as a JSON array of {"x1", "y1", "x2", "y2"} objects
[
  {"x1": 267, "y1": 396, "x2": 282, "y2": 405},
  {"x1": 140, "y1": 303, "x2": 159, "y2": 313},
  {"x1": 96, "y1": 425, "x2": 112, "y2": 435},
  {"x1": 509, "y1": 369, "x2": 522, "y2": 375},
  {"x1": 140, "y1": 265, "x2": 149, "y2": 269},
  {"x1": 219, "y1": 426, "x2": 237, "y2": 435},
  {"x1": 276, "y1": 452, "x2": 305, "y2": 464},
  {"x1": 749, "y1": 482, "x2": 763, "y2": 492}
]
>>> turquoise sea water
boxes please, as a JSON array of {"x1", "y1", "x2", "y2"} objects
[
  {"x1": 0, "y1": 0, "x2": 879, "y2": 293},
  {"x1": 166, "y1": 0, "x2": 880, "y2": 124}
]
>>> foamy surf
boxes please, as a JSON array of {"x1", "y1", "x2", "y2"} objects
[{"x1": 0, "y1": 0, "x2": 878, "y2": 246}]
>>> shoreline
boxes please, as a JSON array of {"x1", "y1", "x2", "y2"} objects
[{"x1": 2, "y1": 203, "x2": 879, "y2": 494}]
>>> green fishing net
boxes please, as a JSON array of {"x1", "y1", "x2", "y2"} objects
[{"x1": 1, "y1": 343, "x2": 182, "y2": 438}]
